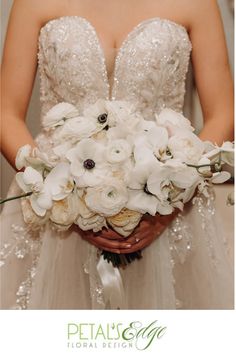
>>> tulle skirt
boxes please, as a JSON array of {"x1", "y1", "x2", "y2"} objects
[{"x1": 0, "y1": 176, "x2": 234, "y2": 309}]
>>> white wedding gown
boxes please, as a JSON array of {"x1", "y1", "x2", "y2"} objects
[{"x1": 0, "y1": 16, "x2": 234, "y2": 309}]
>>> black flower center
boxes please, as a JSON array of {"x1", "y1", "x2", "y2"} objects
[
  {"x1": 83, "y1": 159, "x2": 96, "y2": 170},
  {"x1": 144, "y1": 183, "x2": 153, "y2": 195},
  {"x1": 98, "y1": 113, "x2": 108, "y2": 124}
]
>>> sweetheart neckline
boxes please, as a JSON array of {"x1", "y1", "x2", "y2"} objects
[{"x1": 38, "y1": 15, "x2": 192, "y2": 100}]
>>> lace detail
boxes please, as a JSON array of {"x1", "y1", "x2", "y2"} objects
[
  {"x1": 37, "y1": 16, "x2": 192, "y2": 123},
  {"x1": 0, "y1": 223, "x2": 42, "y2": 309},
  {"x1": 168, "y1": 214, "x2": 193, "y2": 266}
]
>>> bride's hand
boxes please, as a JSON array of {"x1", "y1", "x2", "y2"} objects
[{"x1": 79, "y1": 211, "x2": 178, "y2": 254}]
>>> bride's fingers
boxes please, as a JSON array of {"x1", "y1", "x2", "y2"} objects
[{"x1": 82, "y1": 234, "x2": 132, "y2": 251}]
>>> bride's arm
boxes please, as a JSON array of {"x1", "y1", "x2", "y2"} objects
[
  {"x1": 188, "y1": 0, "x2": 234, "y2": 144},
  {"x1": 1, "y1": 0, "x2": 47, "y2": 170}
]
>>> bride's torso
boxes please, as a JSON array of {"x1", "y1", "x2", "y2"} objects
[{"x1": 38, "y1": 15, "x2": 192, "y2": 116}]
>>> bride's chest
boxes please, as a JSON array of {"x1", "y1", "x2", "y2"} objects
[{"x1": 38, "y1": 16, "x2": 192, "y2": 111}]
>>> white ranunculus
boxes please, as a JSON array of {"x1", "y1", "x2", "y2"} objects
[
  {"x1": 75, "y1": 214, "x2": 107, "y2": 232},
  {"x1": 155, "y1": 108, "x2": 193, "y2": 136},
  {"x1": 42, "y1": 102, "x2": 79, "y2": 130},
  {"x1": 168, "y1": 131, "x2": 205, "y2": 164},
  {"x1": 105, "y1": 139, "x2": 132, "y2": 164},
  {"x1": 50, "y1": 192, "x2": 80, "y2": 230},
  {"x1": 66, "y1": 139, "x2": 110, "y2": 187},
  {"x1": 85, "y1": 180, "x2": 128, "y2": 217},
  {"x1": 52, "y1": 116, "x2": 100, "y2": 144}
]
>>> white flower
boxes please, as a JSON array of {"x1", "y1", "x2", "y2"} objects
[
  {"x1": 50, "y1": 192, "x2": 80, "y2": 230},
  {"x1": 21, "y1": 198, "x2": 49, "y2": 230},
  {"x1": 16, "y1": 162, "x2": 74, "y2": 216},
  {"x1": 42, "y1": 102, "x2": 79, "y2": 130},
  {"x1": 105, "y1": 139, "x2": 132, "y2": 164},
  {"x1": 133, "y1": 126, "x2": 170, "y2": 163},
  {"x1": 168, "y1": 131, "x2": 205, "y2": 164},
  {"x1": 83, "y1": 99, "x2": 109, "y2": 130},
  {"x1": 105, "y1": 100, "x2": 138, "y2": 127},
  {"x1": 127, "y1": 163, "x2": 160, "y2": 215},
  {"x1": 156, "y1": 108, "x2": 193, "y2": 136},
  {"x1": 16, "y1": 167, "x2": 49, "y2": 216},
  {"x1": 15, "y1": 145, "x2": 55, "y2": 171},
  {"x1": 85, "y1": 179, "x2": 128, "y2": 216},
  {"x1": 75, "y1": 214, "x2": 107, "y2": 232},
  {"x1": 15, "y1": 145, "x2": 32, "y2": 170},
  {"x1": 66, "y1": 139, "x2": 110, "y2": 187},
  {"x1": 147, "y1": 161, "x2": 200, "y2": 210},
  {"x1": 52, "y1": 116, "x2": 101, "y2": 144},
  {"x1": 204, "y1": 141, "x2": 234, "y2": 166},
  {"x1": 107, "y1": 208, "x2": 142, "y2": 237}
]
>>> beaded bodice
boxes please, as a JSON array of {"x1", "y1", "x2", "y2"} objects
[{"x1": 37, "y1": 16, "x2": 192, "y2": 121}]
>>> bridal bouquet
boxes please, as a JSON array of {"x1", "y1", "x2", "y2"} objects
[{"x1": 1, "y1": 99, "x2": 234, "y2": 267}]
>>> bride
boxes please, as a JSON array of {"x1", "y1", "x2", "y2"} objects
[{"x1": 0, "y1": 0, "x2": 234, "y2": 309}]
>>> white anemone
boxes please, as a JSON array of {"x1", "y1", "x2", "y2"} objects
[{"x1": 66, "y1": 139, "x2": 110, "y2": 187}]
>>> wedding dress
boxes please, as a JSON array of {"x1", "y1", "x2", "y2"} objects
[{"x1": 0, "y1": 16, "x2": 234, "y2": 309}]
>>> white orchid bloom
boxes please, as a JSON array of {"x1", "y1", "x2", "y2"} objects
[
  {"x1": 16, "y1": 167, "x2": 50, "y2": 216},
  {"x1": 42, "y1": 102, "x2": 79, "y2": 130},
  {"x1": 66, "y1": 139, "x2": 110, "y2": 187},
  {"x1": 127, "y1": 163, "x2": 160, "y2": 215},
  {"x1": 15, "y1": 144, "x2": 32, "y2": 170},
  {"x1": 204, "y1": 141, "x2": 234, "y2": 167},
  {"x1": 133, "y1": 125, "x2": 170, "y2": 163},
  {"x1": 44, "y1": 162, "x2": 74, "y2": 201},
  {"x1": 16, "y1": 162, "x2": 74, "y2": 217},
  {"x1": 15, "y1": 145, "x2": 55, "y2": 171},
  {"x1": 147, "y1": 161, "x2": 200, "y2": 208}
]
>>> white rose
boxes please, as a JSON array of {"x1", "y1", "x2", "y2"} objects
[
  {"x1": 21, "y1": 198, "x2": 49, "y2": 230},
  {"x1": 50, "y1": 192, "x2": 80, "y2": 230},
  {"x1": 105, "y1": 139, "x2": 132, "y2": 164},
  {"x1": 168, "y1": 131, "x2": 205, "y2": 164},
  {"x1": 107, "y1": 208, "x2": 142, "y2": 237},
  {"x1": 85, "y1": 180, "x2": 128, "y2": 216},
  {"x1": 105, "y1": 100, "x2": 137, "y2": 127},
  {"x1": 156, "y1": 108, "x2": 193, "y2": 136},
  {"x1": 75, "y1": 214, "x2": 107, "y2": 232},
  {"x1": 42, "y1": 102, "x2": 79, "y2": 130}
]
